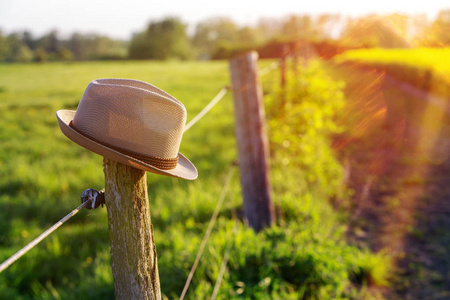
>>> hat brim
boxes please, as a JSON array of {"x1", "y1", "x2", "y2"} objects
[{"x1": 56, "y1": 110, "x2": 198, "y2": 180}]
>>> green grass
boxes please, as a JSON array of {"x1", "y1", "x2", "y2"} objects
[
  {"x1": 334, "y1": 48, "x2": 450, "y2": 74},
  {"x1": 333, "y1": 47, "x2": 450, "y2": 98},
  {"x1": 0, "y1": 60, "x2": 388, "y2": 299}
]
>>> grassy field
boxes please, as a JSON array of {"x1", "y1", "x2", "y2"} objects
[
  {"x1": 334, "y1": 47, "x2": 450, "y2": 98},
  {"x1": 334, "y1": 48, "x2": 450, "y2": 74},
  {"x1": 0, "y1": 60, "x2": 388, "y2": 299},
  {"x1": 327, "y1": 48, "x2": 450, "y2": 299}
]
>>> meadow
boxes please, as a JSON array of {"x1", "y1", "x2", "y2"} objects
[
  {"x1": 334, "y1": 47, "x2": 450, "y2": 98},
  {"x1": 330, "y1": 47, "x2": 450, "y2": 299},
  {"x1": 334, "y1": 48, "x2": 450, "y2": 73},
  {"x1": 0, "y1": 60, "x2": 389, "y2": 299}
]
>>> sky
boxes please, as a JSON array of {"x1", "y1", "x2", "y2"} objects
[{"x1": 0, "y1": 0, "x2": 448, "y2": 39}]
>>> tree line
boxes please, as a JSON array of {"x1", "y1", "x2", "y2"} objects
[
  {"x1": 1, "y1": 10, "x2": 449, "y2": 63},
  {"x1": 0, "y1": 30, "x2": 127, "y2": 62}
]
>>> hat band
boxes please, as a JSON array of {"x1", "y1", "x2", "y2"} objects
[{"x1": 69, "y1": 121, "x2": 179, "y2": 170}]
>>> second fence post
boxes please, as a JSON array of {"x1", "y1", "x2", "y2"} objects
[{"x1": 229, "y1": 51, "x2": 275, "y2": 232}]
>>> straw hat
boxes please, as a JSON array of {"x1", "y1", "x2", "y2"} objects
[{"x1": 56, "y1": 78, "x2": 197, "y2": 180}]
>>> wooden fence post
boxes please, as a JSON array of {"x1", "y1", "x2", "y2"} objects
[
  {"x1": 292, "y1": 41, "x2": 300, "y2": 77},
  {"x1": 229, "y1": 51, "x2": 275, "y2": 232},
  {"x1": 280, "y1": 44, "x2": 289, "y2": 92},
  {"x1": 103, "y1": 157, "x2": 161, "y2": 300},
  {"x1": 279, "y1": 44, "x2": 290, "y2": 107}
]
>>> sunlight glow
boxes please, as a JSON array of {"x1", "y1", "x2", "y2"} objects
[{"x1": 0, "y1": 0, "x2": 447, "y2": 39}]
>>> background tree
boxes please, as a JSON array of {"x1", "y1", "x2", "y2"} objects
[
  {"x1": 22, "y1": 31, "x2": 36, "y2": 51},
  {"x1": 13, "y1": 44, "x2": 33, "y2": 62},
  {"x1": 128, "y1": 32, "x2": 152, "y2": 60},
  {"x1": 257, "y1": 18, "x2": 283, "y2": 42},
  {"x1": 66, "y1": 33, "x2": 126, "y2": 60},
  {"x1": 68, "y1": 33, "x2": 84, "y2": 60},
  {"x1": 129, "y1": 17, "x2": 192, "y2": 60},
  {"x1": 340, "y1": 15, "x2": 410, "y2": 48},
  {"x1": 236, "y1": 26, "x2": 262, "y2": 48},
  {"x1": 0, "y1": 30, "x2": 11, "y2": 61},
  {"x1": 421, "y1": 9, "x2": 450, "y2": 46},
  {"x1": 317, "y1": 14, "x2": 342, "y2": 39},
  {"x1": 38, "y1": 30, "x2": 60, "y2": 55},
  {"x1": 34, "y1": 46, "x2": 47, "y2": 62},
  {"x1": 281, "y1": 15, "x2": 320, "y2": 41},
  {"x1": 191, "y1": 18, "x2": 238, "y2": 59},
  {"x1": 5, "y1": 33, "x2": 33, "y2": 62},
  {"x1": 57, "y1": 47, "x2": 73, "y2": 61}
]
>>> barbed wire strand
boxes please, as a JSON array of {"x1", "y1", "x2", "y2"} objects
[
  {"x1": 0, "y1": 200, "x2": 91, "y2": 274},
  {"x1": 211, "y1": 211, "x2": 239, "y2": 300},
  {"x1": 259, "y1": 61, "x2": 279, "y2": 77},
  {"x1": 179, "y1": 166, "x2": 235, "y2": 300},
  {"x1": 184, "y1": 86, "x2": 229, "y2": 132}
]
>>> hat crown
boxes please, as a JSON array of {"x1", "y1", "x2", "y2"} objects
[{"x1": 72, "y1": 79, "x2": 186, "y2": 159}]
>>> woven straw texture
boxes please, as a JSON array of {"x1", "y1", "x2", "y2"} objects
[
  {"x1": 74, "y1": 79, "x2": 185, "y2": 158},
  {"x1": 56, "y1": 79, "x2": 197, "y2": 180}
]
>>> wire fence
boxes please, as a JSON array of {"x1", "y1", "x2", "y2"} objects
[
  {"x1": 211, "y1": 214, "x2": 239, "y2": 300},
  {"x1": 0, "y1": 200, "x2": 91, "y2": 273},
  {"x1": 0, "y1": 59, "x2": 280, "y2": 298},
  {"x1": 179, "y1": 166, "x2": 235, "y2": 300},
  {"x1": 184, "y1": 86, "x2": 229, "y2": 132},
  {"x1": 259, "y1": 61, "x2": 279, "y2": 77},
  {"x1": 0, "y1": 83, "x2": 233, "y2": 275}
]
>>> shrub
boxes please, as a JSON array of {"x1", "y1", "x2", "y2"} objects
[{"x1": 266, "y1": 59, "x2": 346, "y2": 198}]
